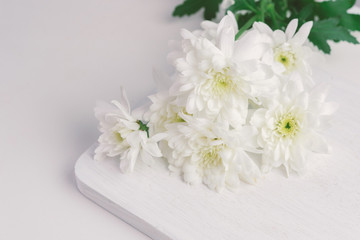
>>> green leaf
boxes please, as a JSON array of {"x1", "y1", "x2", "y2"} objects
[
  {"x1": 298, "y1": 4, "x2": 314, "y2": 21},
  {"x1": 172, "y1": 0, "x2": 360, "y2": 55},
  {"x1": 236, "y1": 15, "x2": 258, "y2": 39},
  {"x1": 228, "y1": 0, "x2": 258, "y2": 13},
  {"x1": 309, "y1": 18, "x2": 359, "y2": 54},
  {"x1": 316, "y1": 0, "x2": 356, "y2": 18},
  {"x1": 172, "y1": 0, "x2": 222, "y2": 20},
  {"x1": 340, "y1": 14, "x2": 360, "y2": 31}
]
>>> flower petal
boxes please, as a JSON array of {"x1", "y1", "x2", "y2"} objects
[
  {"x1": 291, "y1": 21, "x2": 313, "y2": 45},
  {"x1": 120, "y1": 148, "x2": 139, "y2": 173},
  {"x1": 119, "y1": 87, "x2": 131, "y2": 114},
  {"x1": 285, "y1": 19, "x2": 298, "y2": 40},
  {"x1": 253, "y1": 21, "x2": 273, "y2": 35},
  {"x1": 141, "y1": 140, "x2": 163, "y2": 157},
  {"x1": 236, "y1": 150, "x2": 261, "y2": 184},
  {"x1": 217, "y1": 26, "x2": 235, "y2": 58},
  {"x1": 310, "y1": 132, "x2": 329, "y2": 153}
]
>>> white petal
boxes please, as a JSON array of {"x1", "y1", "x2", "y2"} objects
[
  {"x1": 226, "y1": 11, "x2": 238, "y2": 31},
  {"x1": 236, "y1": 150, "x2": 261, "y2": 184},
  {"x1": 183, "y1": 162, "x2": 202, "y2": 185},
  {"x1": 150, "y1": 133, "x2": 167, "y2": 142},
  {"x1": 203, "y1": 166, "x2": 226, "y2": 192},
  {"x1": 119, "y1": 119, "x2": 139, "y2": 130},
  {"x1": 273, "y1": 30, "x2": 286, "y2": 44},
  {"x1": 120, "y1": 148, "x2": 139, "y2": 173},
  {"x1": 111, "y1": 100, "x2": 132, "y2": 119},
  {"x1": 253, "y1": 21, "x2": 273, "y2": 35},
  {"x1": 217, "y1": 27, "x2": 235, "y2": 57},
  {"x1": 273, "y1": 144, "x2": 281, "y2": 164},
  {"x1": 233, "y1": 30, "x2": 268, "y2": 61},
  {"x1": 200, "y1": 20, "x2": 218, "y2": 31},
  {"x1": 94, "y1": 145, "x2": 107, "y2": 162},
  {"x1": 186, "y1": 94, "x2": 196, "y2": 113},
  {"x1": 285, "y1": 19, "x2": 298, "y2": 39},
  {"x1": 217, "y1": 11, "x2": 238, "y2": 36},
  {"x1": 141, "y1": 140, "x2": 163, "y2": 157},
  {"x1": 180, "y1": 28, "x2": 195, "y2": 40},
  {"x1": 289, "y1": 146, "x2": 307, "y2": 173},
  {"x1": 310, "y1": 132, "x2": 329, "y2": 153},
  {"x1": 250, "y1": 108, "x2": 267, "y2": 128},
  {"x1": 119, "y1": 87, "x2": 131, "y2": 114},
  {"x1": 291, "y1": 21, "x2": 313, "y2": 45},
  {"x1": 126, "y1": 131, "x2": 141, "y2": 147}
]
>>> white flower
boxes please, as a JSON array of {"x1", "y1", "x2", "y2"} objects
[
  {"x1": 253, "y1": 19, "x2": 314, "y2": 90},
  {"x1": 166, "y1": 114, "x2": 261, "y2": 192},
  {"x1": 170, "y1": 12, "x2": 277, "y2": 127},
  {"x1": 250, "y1": 83, "x2": 337, "y2": 175},
  {"x1": 94, "y1": 88, "x2": 166, "y2": 173}
]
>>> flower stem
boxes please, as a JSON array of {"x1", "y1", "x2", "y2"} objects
[
  {"x1": 235, "y1": 15, "x2": 258, "y2": 40},
  {"x1": 282, "y1": 0, "x2": 288, "y2": 11},
  {"x1": 242, "y1": 0, "x2": 258, "y2": 14},
  {"x1": 137, "y1": 120, "x2": 150, "y2": 138}
]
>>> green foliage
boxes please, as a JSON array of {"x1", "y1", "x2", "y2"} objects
[
  {"x1": 173, "y1": 0, "x2": 223, "y2": 20},
  {"x1": 172, "y1": 0, "x2": 360, "y2": 54},
  {"x1": 309, "y1": 18, "x2": 358, "y2": 53}
]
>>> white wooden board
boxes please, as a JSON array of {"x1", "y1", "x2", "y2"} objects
[{"x1": 75, "y1": 74, "x2": 360, "y2": 240}]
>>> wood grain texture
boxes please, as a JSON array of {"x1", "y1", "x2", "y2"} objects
[{"x1": 75, "y1": 72, "x2": 360, "y2": 240}]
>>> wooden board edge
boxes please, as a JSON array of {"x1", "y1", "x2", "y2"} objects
[{"x1": 74, "y1": 148, "x2": 172, "y2": 240}]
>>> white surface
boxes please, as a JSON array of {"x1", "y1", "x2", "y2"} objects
[
  {"x1": 1, "y1": 1, "x2": 360, "y2": 240},
  {"x1": 75, "y1": 70, "x2": 360, "y2": 240}
]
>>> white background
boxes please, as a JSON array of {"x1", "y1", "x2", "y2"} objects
[{"x1": 1, "y1": 1, "x2": 359, "y2": 239}]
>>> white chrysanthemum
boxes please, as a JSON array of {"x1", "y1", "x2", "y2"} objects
[
  {"x1": 250, "y1": 83, "x2": 337, "y2": 175},
  {"x1": 253, "y1": 19, "x2": 314, "y2": 90},
  {"x1": 166, "y1": 114, "x2": 261, "y2": 192},
  {"x1": 94, "y1": 88, "x2": 166, "y2": 173},
  {"x1": 170, "y1": 12, "x2": 277, "y2": 127}
]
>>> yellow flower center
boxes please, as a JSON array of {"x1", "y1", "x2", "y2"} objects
[
  {"x1": 171, "y1": 109, "x2": 188, "y2": 123},
  {"x1": 208, "y1": 68, "x2": 235, "y2": 96},
  {"x1": 114, "y1": 132, "x2": 123, "y2": 142},
  {"x1": 174, "y1": 113, "x2": 185, "y2": 123},
  {"x1": 276, "y1": 113, "x2": 299, "y2": 138},
  {"x1": 274, "y1": 47, "x2": 296, "y2": 72},
  {"x1": 200, "y1": 144, "x2": 224, "y2": 168}
]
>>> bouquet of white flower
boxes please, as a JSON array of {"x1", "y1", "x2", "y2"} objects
[{"x1": 94, "y1": 12, "x2": 337, "y2": 192}]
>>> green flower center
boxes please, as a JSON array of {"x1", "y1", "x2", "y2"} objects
[
  {"x1": 276, "y1": 113, "x2": 299, "y2": 138},
  {"x1": 274, "y1": 48, "x2": 296, "y2": 72},
  {"x1": 209, "y1": 68, "x2": 235, "y2": 96},
  {"x1": 200, "y1": 144, "x2": 224, "y2": 168}
]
